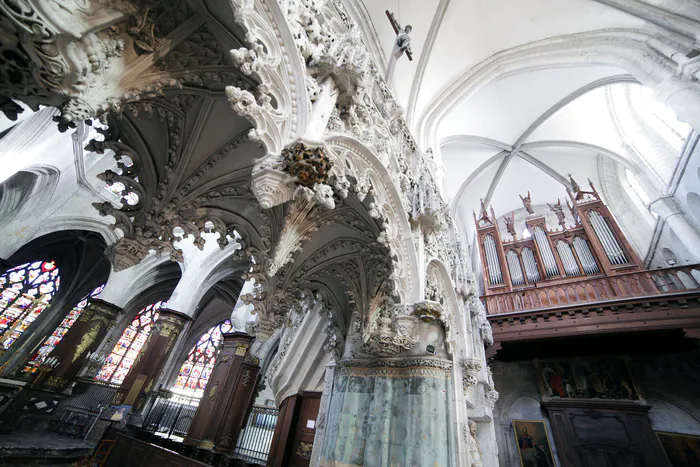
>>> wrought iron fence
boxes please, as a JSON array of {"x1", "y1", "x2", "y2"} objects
[
  {"x1": 140, "y1": 391, "x2": 200, "y2": 441},
  {"x1": 51, "y1": 379, "x2": 118, "y2": 439},
  {"x1": 231, "y1": 405, "x2": 279, "y2": 465}
]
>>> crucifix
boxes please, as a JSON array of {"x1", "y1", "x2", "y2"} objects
[{"x1": 385, "y1": 10, "x2": 413, "y2": 82}]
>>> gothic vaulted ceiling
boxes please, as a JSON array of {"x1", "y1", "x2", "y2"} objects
[{"x1": 348, "y1": 0, "x2": 696, "y2": 239}]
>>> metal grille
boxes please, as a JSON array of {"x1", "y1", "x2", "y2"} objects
[
  {"x1": 140, "y1": 392, "x2": 200, "y2": 441},
  {"x1": 231, "y1": 406, "x2": 279, "y2": 465}
]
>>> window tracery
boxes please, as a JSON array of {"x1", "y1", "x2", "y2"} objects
[
  {"x1": 95, "y1": 301, "x2": 166, "y2": 385},
  {"x1": 172, "y1": 320, "x2": 232, "y2": 397},
  {"x1": 23, "y1": 284, "x2": 105, "y2": 373},
  {"x1": 0, "y1": 261, "x2": 60, "y2": 350}
]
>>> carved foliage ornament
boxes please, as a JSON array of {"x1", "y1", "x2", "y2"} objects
[{"x1": 282, "y1": 142, "x2": 333, "y2": 187}]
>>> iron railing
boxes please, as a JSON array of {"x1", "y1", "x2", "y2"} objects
[
  {"x1": 140, "y1": 391, "x2": 200, "y2": 441},
  {"x1": 52, "y1": 379, "x2": 118, "y2": 439},
  {"x1": 484, "y1": 265, "x2": 700, "y2": 315},
  {"x1": 231, "y1": 405, "x2": 279, "y2": 465}
]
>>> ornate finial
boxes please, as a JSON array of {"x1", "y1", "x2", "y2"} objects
[
  {"x1": 547, "y1": 198, "x2": 566, "y2": 231},
  {"x1": 519, "y1": 191, "x2": 534, "y2": 214},
  {"x1": 566, "y1": 199, "x2": 578, "y2": 224},
  {"x1": 503, "y1": 211, "x2": 517, "y2": 239},
  {"x1": 568, "y1": 174, "x2": 581, "y2": 194},
  {"x1": 475, "y1": 200, "x2": 493, "y2": 227}
]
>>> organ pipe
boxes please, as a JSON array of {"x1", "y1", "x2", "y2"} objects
[
  {"x1": 522, "y1": 248, "x2": 541, "y2": 283},
  {"x1": 506, "y1": 250, "x2": 525, "y2": 286},
  {"x1": 534, "y1": 227, "x2": 560, "y2": 277},
  {"x1": 573, "y1": 237, "x2": 600, "y2": 274},
  {"x1": 556, "y1": 241, "x2": 581, "y2": 276},
  {"x1": 484, "y1": 234, "x2": 503, "y2": 285},
  {"x1": 588, "y1": 211, "x2": 627, "y2": 265}
]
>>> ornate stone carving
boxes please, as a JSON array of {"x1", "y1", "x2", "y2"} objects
[
  {"x1": 463, "y1": 358, "x2": 483, "y2": 392},
  {"x1": 282, "y1": 142, "x2": 333, "y2": 187},
  {"x1": 412, "y1": 300, "x2": 443, "y2": 323},
  {"x1": 361, "y1": 301, "x2": 418, "y2": 357},
  {"x1": 468, "y1": 420, "x2": 483, "y2": 467}
]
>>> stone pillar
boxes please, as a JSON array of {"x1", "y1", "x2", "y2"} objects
[
  {"x1": 113, "y1": 309, "x2": 190, "y2": 409},
  {"x1": 649, "y1": 196, "x2": 700, "y2": 262},
  {"x1": 317, "y1": 356, "x2": 457, "y2": 466},
  {"x1": 185, "y1": 332, "x2": 260, "y2": 453},
  {"x1": 34, "y1": 298, "x2": 122, "y2": 391}
]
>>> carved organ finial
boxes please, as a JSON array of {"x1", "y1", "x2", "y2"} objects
[
  {"x1": 475, "y1": 199, "x2": 493, "y2": 227},
  {"x1": 519, "y1": 191, "x2": 534, "y2": 214},
  {"x1": 547, "y1": 198, "x2": 566, "y2": 231},
  {"x1": 503, "y1": 211, "x2": 516, "y2": 239}
]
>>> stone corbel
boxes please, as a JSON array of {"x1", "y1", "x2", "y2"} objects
[{"x1": 462, "y1": 358, "x2": 483, "y2": 395}]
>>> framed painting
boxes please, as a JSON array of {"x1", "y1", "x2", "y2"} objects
[
  {"x1": 656, "y1": 431, "x2": 700, "y2": 466},
  {"x1": 534, "y1": 357, "x2": 641, "y2": 402},
  {"x1": 513, "y1": 420, "x2": 555, "y2": 467}
]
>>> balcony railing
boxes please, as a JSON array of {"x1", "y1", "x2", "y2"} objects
[{"x1": 484, "y1": 265, "x2": 700, "y2": 315}]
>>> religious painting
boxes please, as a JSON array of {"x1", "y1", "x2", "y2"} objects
[
  {"x1": 534, "y1": 358, "x2": 640, "y2": 401},
  {"x1": 656, "y1": 431, "x2": 700, "y2": 466},
  {"x1": 513, "y1": 420, "x2": 555, "y2": 467}
]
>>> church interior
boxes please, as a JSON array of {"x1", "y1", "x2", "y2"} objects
[{"x1": 0, "y1": 1, "x2": 699, "y2": 466}]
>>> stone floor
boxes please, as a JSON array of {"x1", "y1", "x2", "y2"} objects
[{"x1": 0, "y1": 433, "x2": 94, "y2": 466}]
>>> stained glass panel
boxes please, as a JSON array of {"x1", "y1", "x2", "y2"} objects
[
  {"x1": 23, "y1": 284, "x2": 105, "y2": 373},
  {"x1": 95, "y1": 301, "x2": 166, "y2": 385},
  {"x1": 172, "y1": 320, "x2": 232, "y2": 397},
  {"x1": 0, "y1": 261, "x2": 59, "y2": 350}
]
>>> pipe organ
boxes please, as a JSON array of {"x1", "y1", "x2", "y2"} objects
[{"x1": 475, "y1": 177, "x2": 642, "y2": 296}]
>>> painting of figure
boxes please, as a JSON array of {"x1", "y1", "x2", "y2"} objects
[
  {"x1": 535, "y1": 358, "x2": 640, "y2": 401},
  {"x1": 657, "y1": 431, "x2": 700, "y2": 466},
  {"x1": 513, "y1": 420, "x2": 555, "y2": 467}
]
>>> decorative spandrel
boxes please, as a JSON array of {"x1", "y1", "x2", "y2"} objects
[
  {"x1": 172, "y1": 319, "x2": 232, "y2": 397},
  {"x1": 95, "y1": 301, "x2": 166, "y2": 384},
  {"x1": 0, "y1": 261, "x2": 60, "y2": 350},
  {"x1": 23, "y1": 283, "x2": 105, "y2": 373}
]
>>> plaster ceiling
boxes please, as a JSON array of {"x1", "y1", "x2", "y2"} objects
[{"x1": 348, "y1": 0, "x2": 679, "y2": 239}]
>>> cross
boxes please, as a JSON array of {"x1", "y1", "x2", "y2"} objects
[
  {"x1": 386, "y1": 10, "x2": 413, "y2": 61},
  {"x1": 385, "y1": 10, "x2": 413, "y2": 82}
]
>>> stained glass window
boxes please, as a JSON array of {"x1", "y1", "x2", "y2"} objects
[
  {"x1": 23, "y1": 283, "x2": 105, "y2": 373},
  {"x1": 0, "y1": 261, "x2": 60, "y2": 350},
  {"x1": 172, "y1": 320, "x2": 232, "y2": 397},
  {"x1": 95, "y1": 301, "x2": 166, "y2": 385}
]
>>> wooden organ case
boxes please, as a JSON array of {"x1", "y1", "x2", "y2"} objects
[{"x1": 476, "y1": 178, "x2": 643, "y2": 302}]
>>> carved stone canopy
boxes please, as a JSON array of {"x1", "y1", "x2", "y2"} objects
[{"x1": 412, "y1": 300, "x2": 443, "y2": 322}]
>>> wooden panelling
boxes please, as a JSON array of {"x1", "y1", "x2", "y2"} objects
[
  {"x1": 543, "y1": 401, "x2": 670, "y2": 467},
  {"x1": 100, "y1": 431, "x2": 207, "y2": 467}
]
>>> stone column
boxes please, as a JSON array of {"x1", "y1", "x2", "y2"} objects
[
  {"x1": 649, "y1": 196, "x2": 700, "y2": 261},
  {"x1": 113, "y1": 309, "x2": 190, "y2": 409},
  {"x1": 34, "y1": 298, "x2": 122, "y2": 391},
  {"x1": 317, "y1": 355, "x2": 457, "y2": 466},
  {"x1": 185, "y1": 332, "x2": 260, "y2": 453}
]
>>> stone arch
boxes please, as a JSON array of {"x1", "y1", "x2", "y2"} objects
[
  {"x1": 229, "y1": 0, "x2": 309, "y2": 154},
  {"x1": 646, "y1": 396, "x2": 700, "y2": 435},
  {"x1": 325, "y1": 135, "x2": 420, "y2": 303},
  {"x1": 662, "y1": 248, "x2": 679, "y2": 266}
]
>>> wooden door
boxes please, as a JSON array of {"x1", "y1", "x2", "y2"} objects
[
  {"x1": 289, "y1": 392, "x2": 321, "y2": 467},
  {"x1": 544, "y1": 401, "x2": 670, "y2": 467},
  {"x1": 266, "y1": 392, "x2": 322, "y2": 467}
]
